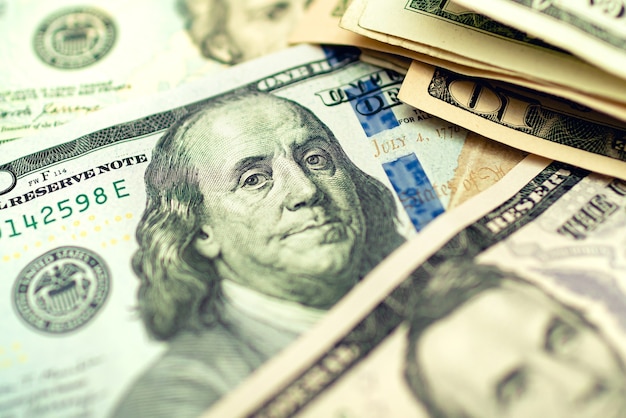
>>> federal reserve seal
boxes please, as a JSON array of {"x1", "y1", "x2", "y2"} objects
[
  {"x1": 33, "y1": 7, "x2": 116, "y2": 69},
  {"x1": 13, "y1": 247, "x2": 110, "y2": 333}
]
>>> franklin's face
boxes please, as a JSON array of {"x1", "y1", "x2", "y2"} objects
[
  {"x1": 200, "y1": 0, "x2": 308, "y2": 64},
  {"x1": 191, "y1": 97, "x2": 366, "y2": 307},
  {"x1": 415, "y1": 282, "x2": 626, "y2": 418}
]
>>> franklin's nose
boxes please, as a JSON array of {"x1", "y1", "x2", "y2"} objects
[{"x1": 278, "y1": 159, "x2": 321, "y2": 211}]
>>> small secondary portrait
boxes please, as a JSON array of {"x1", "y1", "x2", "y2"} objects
[
  {"x1": 404, "y1": 261, "x2": 626, "y2": 418},
  {"x1": 113, "y1": 91, "x2": 406, "y2": 418},
  {"x1": 178, "y1": 0, "x2": 311, "y2": 65}
]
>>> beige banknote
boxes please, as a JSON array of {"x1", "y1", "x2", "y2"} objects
[
  {"x1": 0, "y1": 0, "x2": 310, "y2": 142},
  {"x1": 453, "y1": 0, "x2": 626, "y2": 81},
  {"x1": 206, "y1": 154, "x2": 626, "y2": 418},
  {"x1": 339, "y1": 0, "x2": 499, "y2": 71},
  {"x1": 399, "y1": 61, "x2": 626, "y2": 180},
  {"x1": 291, "y1": 0, "x2": 495, "y2": 73},
  {"x1": 0, "y1": 45, "x2": 522, "y2": 418},
  {"x1": 340, "y1": 0, "x2": 626, "y2": 105}
]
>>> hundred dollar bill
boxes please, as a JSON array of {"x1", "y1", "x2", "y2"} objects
[
  {"x1": 399, "y1": 60, "x2": 626, "y2": 180},
  {"x1": 0, "y1": 45, "x2": 520, "y2": 418},
  {"x1": 0, "y1": 0, "x2": 311, "y2": 143},
  {"x1": 452, "y1": 0, "x2": 626, "y2": 81},
  {"x1": 205, "y1": 153, "x2": 626, "y2": 418},
  {"x1": 340, "y1": 0, "x2": 626, "y2": 105}
]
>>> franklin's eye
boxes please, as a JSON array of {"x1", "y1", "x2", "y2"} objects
[
  {"x1": 240, "y1": 171, "x2": 270, "y2": 190},
  {"x1": 306, "y1": 154, "x2": 324, "y2": 166},
  {"x1": 545, "y1": 317, "x2": 579, "y2": 355},
  {"x1": 303, "y1": 148, "x2": 332, "y2": 171}
]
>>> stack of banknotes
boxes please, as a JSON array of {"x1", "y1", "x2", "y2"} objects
[{"x1": 1, "y1": 1, "x2": 625, "y2": 418}]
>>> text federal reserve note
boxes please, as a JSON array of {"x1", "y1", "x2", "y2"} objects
[
  {"x1": 206, "y1": 153, "x2": 626, "y2": 418},
  {"x1": 0, "y1": 45, "x2": 517, "y2": 418},
  {"x1": 399, "y1": 60, "x2": 626, "y2": 180},
  {"x1": 453, "y1": 0, "x2": 626, "y2": 80},
  {"x1": 0, "y1": 0, "x2": 311, "y2": 143}
]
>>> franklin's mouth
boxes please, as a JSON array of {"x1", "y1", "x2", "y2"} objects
[{"x1": 281, "y1": 218, "x2": 344, "y2": 240}]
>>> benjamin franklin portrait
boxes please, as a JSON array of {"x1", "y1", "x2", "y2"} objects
[{"x1": 113, "y1": 91, "x2": 406, "y2": 417}]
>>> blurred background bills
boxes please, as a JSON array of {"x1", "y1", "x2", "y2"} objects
[
  {"x1": 0, "y1": 0, "x2": 313, "y2": 143},
  {"x1": 2, "y1": 0, "x2": 626, "y2": 417},
  {"x1": 453, "y1": 0, "x2": 626, "y2": 81},
  {"x1": 0, "y1": 0, "x2": 224, "y2": 142}
]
